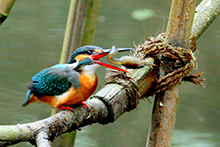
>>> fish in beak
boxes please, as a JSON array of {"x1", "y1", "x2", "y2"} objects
[{"x1": 91, "y1": 48, "x2": 134, "y2": 72}]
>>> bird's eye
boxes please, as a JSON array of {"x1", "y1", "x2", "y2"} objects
[{"x1": 87, "y1": 50, "x2": 93, "y2": 55}]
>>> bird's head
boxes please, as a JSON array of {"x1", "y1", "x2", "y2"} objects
[{"x1": 69, "y1": 45, "x2": 133, "y2": 74}]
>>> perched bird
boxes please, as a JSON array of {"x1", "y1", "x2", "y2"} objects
[{"x1": 22, "y1": 45, "x2": 132, "y2": 111}]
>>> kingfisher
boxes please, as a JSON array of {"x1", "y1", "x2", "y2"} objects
[{"x1": 22, "y1": 45, "x2": 132, "y2": 111}]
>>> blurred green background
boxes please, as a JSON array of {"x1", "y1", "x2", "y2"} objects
[{"x1": 0, "y1": 0, "x2": 219, "y2": 146}]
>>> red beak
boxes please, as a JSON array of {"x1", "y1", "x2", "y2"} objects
[{"x1": 91, "y1": 48, "x2": 133, "y2": 73}]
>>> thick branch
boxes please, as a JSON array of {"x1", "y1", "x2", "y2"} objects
[{"x1": 0, "y1": 99, "x2": 108, "y2": 146}]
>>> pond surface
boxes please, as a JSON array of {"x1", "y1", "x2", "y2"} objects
[{"x1": 0, "y1": 0, "x2": 219, "y2": 146}]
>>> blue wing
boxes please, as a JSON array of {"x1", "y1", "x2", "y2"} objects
[{"x1": 28, "y1": 64, "x2": 80, "y2": 96}]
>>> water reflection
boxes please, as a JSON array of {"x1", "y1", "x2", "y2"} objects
[{"x1": 173, "y1": 129, "x2": 217, "y2": 147}]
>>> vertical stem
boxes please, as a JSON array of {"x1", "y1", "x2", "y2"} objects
[
  {"x1": 59, "y1": 0, "x2": 78, "y2": 64},
  {"x1": 147, "y1": 86, "x2": 180, "y2": 146},
  {"x1": 146, "y1": 0, "x2": 196, "y2": 146},
  {"x1": 0, "y1": 0, "x2": 16, "y2": 25},
  {"x1": 165, "y1": 0, "x2": 196, "y2": 48},
  {"x1": 81, "y1": 0, "x2": 100, "y2": 45},
  {"x1": 69, "y1": 0, "x2": 87, "y2": 56}
]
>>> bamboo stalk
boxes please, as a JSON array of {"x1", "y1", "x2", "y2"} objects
[
  {"x1": 81, "y1": 0, "x2": 100, "y2": 45},
  {"x1": 59, "y1": 0, "x2": 78, "y2": 64},
  {"x1": 165, "y1": 0, "x2": 196, "y2": 48},
  {"x1": 146, "y1": 0, "x2": 197, "y2": 146},
  {"x1": 69, "y1": 0, "x2": 88, "y2": 56},
  {"x1": 52, "y1": 1, "x2": 83, "y2": 146},
  {"x1": 0, "y1": 0, "x2": 16, "y2": 25}
]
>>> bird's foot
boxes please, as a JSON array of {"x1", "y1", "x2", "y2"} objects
[
  {"x1": 58, "y1": 106, "x2": 74, "y2": 111},
  {"x1": 80, "y1": 102, "x2": 90, "y2": 110},
  {"x1": 80, "y1": 102, "x2": 91, "y2": 119}
]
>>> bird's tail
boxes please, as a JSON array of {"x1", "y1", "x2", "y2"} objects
[{"x1": 22, "y1": 90, "x2": 34, "y2": 107}]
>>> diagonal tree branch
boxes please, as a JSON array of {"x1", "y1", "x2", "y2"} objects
[{"x1": 191, "y1": 0, "x2": 220, "y2": 40}]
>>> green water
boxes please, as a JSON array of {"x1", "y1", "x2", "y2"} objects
[{"x1": 0, "y1": 0, "x2": 219, "y2": 146}]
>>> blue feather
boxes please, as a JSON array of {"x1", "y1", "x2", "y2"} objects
[
  {"x1": 22, "y1": 90, "x2": 32, "y2": 106},
  {"x1": 28, "y1": 64, "x2": 81, "y2": 96}
]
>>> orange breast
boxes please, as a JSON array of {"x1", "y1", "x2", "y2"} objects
[{"x1": 39, "y1": 72, "x2": 98, "y2": 108}]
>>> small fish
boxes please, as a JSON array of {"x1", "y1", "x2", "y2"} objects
[{"x1": 107, "y1": 46, "x2": 155, "y2": 69}]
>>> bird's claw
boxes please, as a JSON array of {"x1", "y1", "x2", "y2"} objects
[
  {"x1": 58, "y1": 106, "x2": 74, "y2": 111},
  {"x1": 80, "y1": 102, "x2": 91, "y2": 119},
  {"x1": 80, "y1": 102, "x2": 90, "y2": 110}
]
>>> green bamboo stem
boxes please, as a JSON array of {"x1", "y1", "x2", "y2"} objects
[
  {"x1": 59, "y1": 0, "x2": 78, "y2": 64},
  {"x1": 146, "y1": 0, "x2": 197, "y2": 146},
  {"x1": 69, "y1": 0, "x2": 88, "y2": 56},
  {"x1": 0, "y1": 0, "x2": 16, "y2": 25},
  {"x1": 81, "y1": 0, "x2": 100, "y2": 45}
]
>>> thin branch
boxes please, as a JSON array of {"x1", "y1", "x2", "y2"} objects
[{"x1": 191, "y1": 0, "x2": 220, "y2": 40}]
